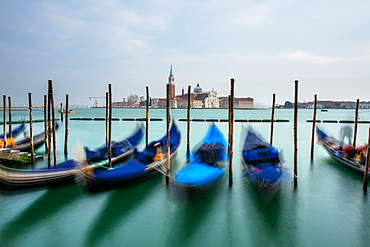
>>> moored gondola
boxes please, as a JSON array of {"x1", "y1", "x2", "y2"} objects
[
  {"x1": 6, "y1": 123, "x2": 59, "y2": 153},
  {"x1": 316, "y1": 126, "x2": 368, "y2": 176},
  {"x1": 80, "y1": 122, "x2": 181, "y2": 192},
  {"x1": 242, "y1": 128, "x2": 283, "y2": 190},
  {"x1": 172, "y1": 123, "x2": 227, "y2": 194},
  {"x1": 0, "y1": 125, "x2": 144, "y2": 191},
  {"x1": 0, "y1": 122, "x2": 26, "y2": 139}
]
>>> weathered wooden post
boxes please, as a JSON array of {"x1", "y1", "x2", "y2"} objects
[
  {"x1": 2, "y1": 95, "x2": 7, "y2": 147},
  {"x1": 48, "y1": 80, "x2": 57, "y2": 166},
  {"x1": 353, "y1": 99, "x2": 360, "y2": 148},
  {"x1": 105, "y1": 92, "x2": 109, "y2": 145},
  {"x1": 28, "y1": 93, "x2": 35, "y2": 166},
  {"x1": 60, "y1": 103, "x2": 63, "y2": 122},
  {"x1": 293, "y1": 80, "x2": 299, "y2": 187},
  {"x1": 108, "y1": 84, "x2": 112, "y2": 168},
  {"x1": 270, "y1": 93, "x2": 276, "y2": 145},
  {"x1": 64, "y1": 94, "x2": 69, "y2": 157},
  {"x1": 45, "y1": 94, "x2": 51, "y2": 168},
  {"x1": 310, "y1": 94, "x2": 318, "y2": 161},
  {"x1": 166, "y1": 83, "x2": 171, "y2": 185},
  {"x1": 362, "y1": 127, "x2": 370, "y2": 191},
  {"x1": 8, "y1": 97, "x2": 12, "y2": 138},
  {"x1": 186, "y1": 85, "x2": 191, "y2": 160},
  {"x1": 146, "y1": 86, "x2": 149, "y2": 147},
  {"x1": 228, "y1": 78, "x2": 235, "y2": 186}
]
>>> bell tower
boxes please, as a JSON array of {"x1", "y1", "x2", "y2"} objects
[{"x1": 168, "y1": 65, "x2": 175, "y2": 99}]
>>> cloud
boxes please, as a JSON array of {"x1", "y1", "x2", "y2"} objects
[
  {"x1": 1, "y1": 0, "x2": 370, "y2": 106},
  {"x1": 281, "y1": 51, "x2": 346, "y2": 64}
]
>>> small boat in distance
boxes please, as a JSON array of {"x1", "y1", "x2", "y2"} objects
[
  {"x1": 58, "y1": 109, "x2": 75, "y2": 113},
  {"x1": 321, "y1": 109, "x2": 328, "y2": 112}
]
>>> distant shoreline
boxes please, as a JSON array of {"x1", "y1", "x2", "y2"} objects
[
  {"x1": 92, "y1": 107, "x2": 269, "y2": 110},
  {"x1": 0, "y1": 107, "x2": 44, "y2": 111}
]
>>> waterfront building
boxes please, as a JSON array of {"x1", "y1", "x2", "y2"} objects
[
  {"x1": 284, "y1": 100, "x2": 370, "y2": 109},
  {"x1": 113, "y1": 65, "x2": 254, "y2": 109},
  {"x1": 218, "y1": 96, "x2": 254, "y2": 108}
]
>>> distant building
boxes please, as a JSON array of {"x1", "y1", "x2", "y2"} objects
[
  {"x1": 283, "y1": 100, "x2": 370, "y2": 109},
  {"x1": 218, "y1": 97, "x2": 254, "y2": 109},
  {"x1": 152, "y1": 66, "x2": 253, "y2": 109},
  {"x1": 111, "y1": 101, "x2": 140, "y2": 108},
  {"x1": 114, "y1": 65, "x2": 254, "y2": 109},
  {"x1": 175, "y1": 83, "x2": 220, "y2": 108}
]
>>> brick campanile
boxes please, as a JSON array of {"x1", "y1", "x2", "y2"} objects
[{"x1": 168, "y1": 65, "x2": 175, "y2": 99}]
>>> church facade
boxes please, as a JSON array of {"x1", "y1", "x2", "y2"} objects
[{"x1": 152, "y1": 66, "x2": 254, "y2": 109}]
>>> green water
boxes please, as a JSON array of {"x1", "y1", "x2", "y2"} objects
[{"x1": 1, "y1": 108, "x2": 370, "y2": 247}]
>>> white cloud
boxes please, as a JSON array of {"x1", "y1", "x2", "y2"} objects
[{"x1": 281, "y1": 51, "x2": 345, "y2": 64}]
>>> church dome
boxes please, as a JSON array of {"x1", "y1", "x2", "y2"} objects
[{"x1": 194, "y1": 83, "x2": 202, "y2": 93}]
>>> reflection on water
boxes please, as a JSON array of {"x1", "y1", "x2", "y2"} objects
[
  {"x1": 166, "y1": 183, "x2": 225, "y2": 246},
  {"x1": 0, "y1": 109, "x2": 369, "y2": 246},
  {"x1": 84, "y1": 176, "x2": 162, "y2": 246},
  {"x1": 0, "y1": 185, "x2": 83, "y2": 245},
  {"x1": 359, "y1": 195, "x2": 370, "y2": 247}
]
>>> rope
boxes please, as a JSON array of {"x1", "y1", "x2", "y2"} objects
[{"x1": 152, "y1": 163, "x2": 168, "y2": 176}]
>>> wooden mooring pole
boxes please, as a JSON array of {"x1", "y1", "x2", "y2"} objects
[
  {"x1": 166, "y1": 83, "x2": 171, "y2": 185},
  {"x1": 28, "y1": 93, "x2": 35, "y2": 166},
  {"x1": 105, "y1": 92, "x2": 109, "y2": 145},
  {"x1": 228, "y1": 78, "x2": 235, "y2": 186},
  {"x1": 146, "y1": 86, "x2": 149, "y2": 147},
  {"x1": 108, "y1": 84, "x2": 112, "y2": 168},
  {"x1": 270, "y1": 93, "x2": 276, "y2": 145},
  {"x1": 186, "y1": 85, "x2": 191, "y2": 160},
  {"x1": 60, "y1": 103, "x2": 63, "y2": 122},
  {"x1": 64, "y1": 94, "x2": 69, "y2": 157},
  {"x1": 310, "y1": 94, "x2": 318, "y2": 161},
  {"x1": 45, "y1": 94, "x2": 51, "y2": 168},
  {"x1": 3, "y1": 95, "x2": 6, "y2": 146},
  {"x1": 353, "y1": 99, "x2": 360, "y2": 148},
  {"x1": 362, "y1": 127, "x2": 370, "y2": 192},
  {"x1": 293, "y1": 80, "x2": 299, "y2": 187},
  {"x1": 47, "y1": 93, "x2": 52, "y2": 167},
  {"x1": 8, "y1": 97, "x2": 12, "y2": 138},
  {"x1": 48, "y1": 80, "x2": 57, "y2": 166}
]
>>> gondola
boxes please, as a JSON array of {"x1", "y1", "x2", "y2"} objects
[
  {"x1": 242, "y1": 128, "x2": 283, "y2": 189},
  {"x1": 316, "y1": 126, "x2": 368, "y2": 176},
  {"x1": 0, "y1": 125, "x2": 144, "y2": 191},
  {"x1": 81, "y1": 122, "x2": 181, "y2": 192},
  {"x1": 172, "y1": 123, "x2": 227, "y2": 192},
  {"x1": 84, "y1": 124, "x2": 144, "y2": 164},
  {"x1": 5, "y1": 123, "x2": 60, "y2": 152},
  {"x1": 0, "y1": 122, "x2": 26, "y2": 139}
]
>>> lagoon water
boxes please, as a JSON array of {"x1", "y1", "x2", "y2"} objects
[{"x1": 1, "y1": 108, "x2": 370, "y2": 247}]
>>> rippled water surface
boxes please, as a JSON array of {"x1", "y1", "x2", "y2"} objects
[{"x1": 1, "y1": 108, "x2": 370, "y2": 247}]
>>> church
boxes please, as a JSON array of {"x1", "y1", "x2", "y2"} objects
[
  {"x1": 153, "y1": 66, "x2": 253, "y2": 109},
  {"x1": 153, "y1": 66, "x2": 221, "y2": 109}
]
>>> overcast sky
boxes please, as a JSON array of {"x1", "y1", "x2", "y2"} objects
[{"x1": 1, "y1": 0, "x2": 369, "y2": 107}]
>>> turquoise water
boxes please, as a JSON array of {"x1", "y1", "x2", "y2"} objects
[{"x1": 1, "y1": 108, "x2": 370, "y2": 247}]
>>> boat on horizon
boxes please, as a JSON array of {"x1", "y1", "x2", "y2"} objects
[{"x1": 58, "y1": 109, "x2": 75, "y2": 113}]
